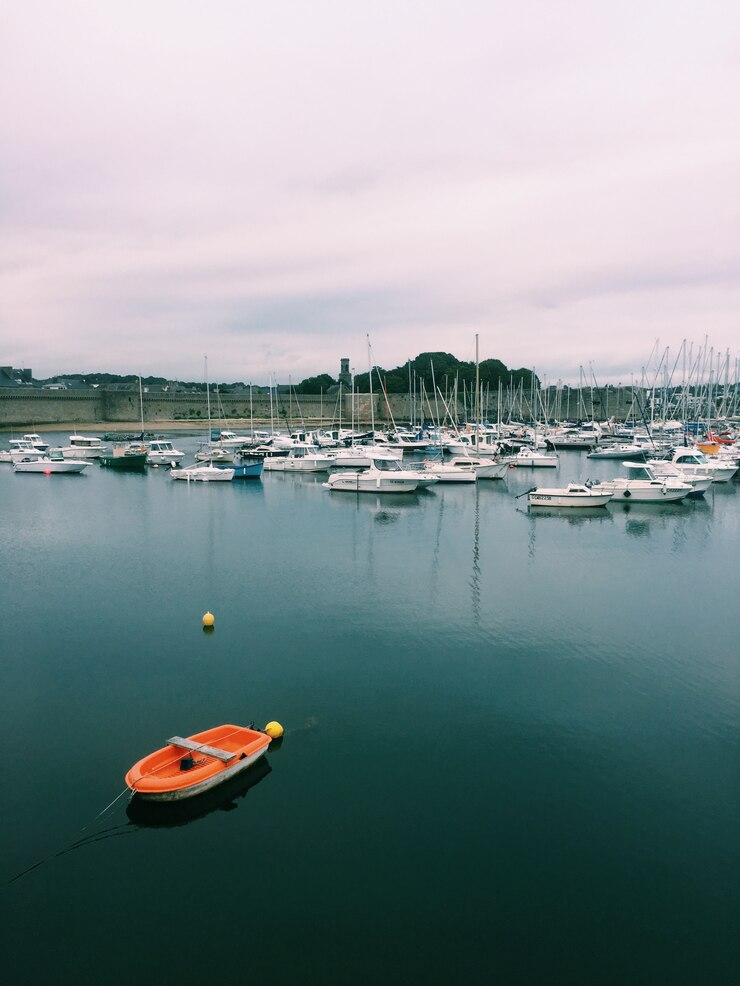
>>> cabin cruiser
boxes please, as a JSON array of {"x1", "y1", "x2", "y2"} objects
[
  {"x1": 325, "y1": 446, "x2": 403, "y2": 468},
  {"x1": 650, "y1": 449, "x2": 738, "y2": 483},
  {"x1": 588, "y1": 466, "x2": 692, "y2": 503},
  {"x1": 262, "y1": 446, "x2": 334, "y2": 472},
  {"x1": 9, "y1": 433, "x2": 50, "y2": 453},
  {"x1": 505, "y1": 446, "x2": 559, "y2": 467},
  {"x1": 58, "y1": 434, "x2": 107, "y2": 458},
  {"x1": 13, "y1": 449, "x2": 89, "y2": 474},
  {"x1": 1, "y1": 440, "x2": 47, "y2": 463},
  {"x1": 635, "y1": 461, "x2": 712, "y2": 497},
  {"x1": 210, "y1": 429, "x2": 251, "y2": 448},
  {"x1": 146, "y1": 440, "x2": 185, "y2": 465},
  {"x1": 323, "y1": 459, "x2": 419, "y2": 493}
]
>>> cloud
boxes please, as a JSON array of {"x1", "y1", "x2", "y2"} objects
[{"x1": 1, "y1": 1, "x2": 739, "y2": 383}]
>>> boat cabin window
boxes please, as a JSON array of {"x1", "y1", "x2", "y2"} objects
[{"x1": 376, "y1": 459, "x2": 401, "y2": 471}]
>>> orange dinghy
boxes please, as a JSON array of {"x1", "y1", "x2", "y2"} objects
[{"x1": 126, "y1": 724, "x2": 271, "y2": 802}]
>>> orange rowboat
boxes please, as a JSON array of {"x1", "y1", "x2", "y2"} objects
[{"x1": 126, "y1": 724, "x2": 271, "y2": 802}]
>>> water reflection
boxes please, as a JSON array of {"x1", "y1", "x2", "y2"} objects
[
  {"x1": 470, "y1": 485, "x2": 481, "y2": 625},
  {"x1": 126, "y1": 757, "x2": 272, "y2": 828},
  {"x1": 528, "y1": 506, "x2": 614, "y2": 525}
]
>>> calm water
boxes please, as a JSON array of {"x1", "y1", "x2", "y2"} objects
[{"x1": 1, "y1": 435, "x2": 738, "y2": 985}]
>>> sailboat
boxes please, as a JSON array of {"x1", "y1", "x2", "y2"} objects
[{"x1": 171, "y1": 359, "x2": 235, "y2": 482}]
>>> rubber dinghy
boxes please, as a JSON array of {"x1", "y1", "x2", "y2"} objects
[{"x1": 126, "y1": 724, "x2": 272, "y2": 801}]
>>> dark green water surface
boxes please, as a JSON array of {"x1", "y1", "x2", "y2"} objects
[{"x1": 1, "y1": 438, "x2": 738, "y2": 985}]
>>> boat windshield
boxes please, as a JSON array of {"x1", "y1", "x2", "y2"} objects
[{"x1": 375, "y1": 459, "x2": 402, "y2": 471}]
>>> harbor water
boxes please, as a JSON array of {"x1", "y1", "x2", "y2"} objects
[{"x1": 1, "y1": 436, "x2": 738, "y2": 985}]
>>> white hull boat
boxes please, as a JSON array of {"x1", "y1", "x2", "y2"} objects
[
  {"x1": 641, "y1": 463, "x2": 712, "y2": 496},
  {"x1": 422, "y1": 460, "x2": 477, "y2": 483},
  {"x1": 650, "y1": 450, "x2": 737, "y2": 483},
  {"x1": 586, "y1": 443, "x2": 648, "y2": 460},
  {"x1": 326, "y1": 447, "x2": 403, "y2": 468},
  {"x1": 170, "y1": 465, "x2": 235, "y2": 482},
  {"x1": 589, "y1": 478, "x2": 691, "y2": 502},
  {"x1": 528, "y1": 483, "x2": 613, "y2": 507},
  {"x1": 506, "y1": 448, "x2": 559, "y2": 468},
  {"x1": 147, "y1": 440, "x2": 185, "y2": 465},
  {"x1": 262, "y1": 447, "x2": 333, "y2": 472},
  {"x1": 195, "y1": 446, "x2": 235, "y2": 464},
  {"x1": 323, "y1": 460, "x2": 419, "y2": 492},
  {"x1": 14, "y1": 453, "x2": 89, "y2": 474},
  {"x1": 445, "y1": 456, "x2": 510, "y2": 480},
  {"x1": 60, "y1": 434, "x2": 107, "y2": 458}
]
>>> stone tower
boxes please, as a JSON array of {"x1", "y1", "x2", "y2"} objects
[{"x1": 338, "y1": 358, "x2": 352, "y2": 389}]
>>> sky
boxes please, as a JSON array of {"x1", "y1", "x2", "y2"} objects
[{"x1": 1, "y1": 0, "x2": 739, "y2": 385}]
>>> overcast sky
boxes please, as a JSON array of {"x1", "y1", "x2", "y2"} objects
[{"x1": 1, "y1": 0, "x2": 738, "y2": 384}]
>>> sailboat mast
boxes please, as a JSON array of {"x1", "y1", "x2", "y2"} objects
[
  {"x1": 138, "y1": 375, "x2": 145, "y2": 438},
  {"x1": 205, "y1": 356, "x2": 212, "y2": 436},
  {"x1": 474, "y1": 333, "x2": 480, "y2": 448}
]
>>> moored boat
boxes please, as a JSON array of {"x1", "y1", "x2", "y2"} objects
[
  {"x1": 100, "y1": 444, "x2": 148, "y2": 471},
  {"x1": 588, "y1": 470, "x2": 692, "y2": 502},
  {"x1": 170, "y1": 464, "x2": 235, "y2": 482},
  {"x1": 147, "y1": 440, "x2": 185, "y2": 465},
  {"x1": 60, "y1": 434, "x2": 107, "y2": 459},
  {"x1": 323, "y1": 459, "x2": 419, "y2": 493},
  {"x1": 125, "y1": 724, "x2": 272, "y2": 802},
  {"x1": 528, "y1": 483, "x2": 613, "y2": 507},
  {"x1": 13, "y1": 450, "x2": 89, "y2": 474}
]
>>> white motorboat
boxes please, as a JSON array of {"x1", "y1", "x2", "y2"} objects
[
  {"x1": 545, "y1": 427, "x2": 602, "y2": 450},
  {"x1": 195, "y1": 445, "x2": 235, "y2": 464},
  {"x1": 5, "y1": 443, "x2": 48, "y2": 463},
  {"x1": 210, "y1": 429, "x2": 251, "y2": 448},
  {"x1": 624, "y1": 461, "x2": 712, "y2": 497},
  {"x1": 528, "y1": 483, "x2": 613, "y2": 507},
  {"x1": 449, "y1": 456, "x2": 510, "y2": 480},
  {"x1": 13, "y1": 450, "x2": 89, "y2": 474},
  {"x1": 59, "y1": 434, "x2": 107, "y2": 459},
  {"x1": 9, "y1": 433, "x2": 50, "y2": 453},
  {"x1": 505, "y1": 447, "x2": 559, "y2": 468},
  {"x1": 146, "y1": 440, "x2": 185, "y2": 465},
  {"x1": 323, "y1": 459, "x2": 419, "y2": 493},
  {"x1": 326, "y1": 446, "x2": 403, "y2": 468},
  {"x1": 422, "y1": 459, "x2": 477, "y2": 483},
  {"x1": 586, "y1": 443, "x2": 648, "y2": 460},
  {"x1": 650, "y1": 449, "x2": 738, "y2": 483},
  {"x1": 588, "y1": 468, "x2": 692, "y2": 503},
  {"x1": 170, "y1": 465, "x2": 235, "y2": 482},
  {"x1": 262, "y1": 446, "x2": 334, "y2": 472},
  {"x1": 442, "y1": 433, "x2": 500, "y2": 457}
]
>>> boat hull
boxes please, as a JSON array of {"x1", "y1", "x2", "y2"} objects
[
  {"x1": 171, "y1": 466, "x2": 235, "y2": 481},
  {"x1": 529, "y1": 491, "x2": 612, "y2": 507},
  {"x1": 132, "y1": 746, "x2": 268, "y2": 801},
  {"x1": 14, "y1": 458, "x2": 88, "y2": 473},
  {"x1": 100, "y1": 453, "x2": 148, "y2": 471},
  {"x1": 126, "y1": 724, "x2": 271, "y2": 802},
  {"x1": 323, "y1": 472, "x2": 418, "y2": 492}
]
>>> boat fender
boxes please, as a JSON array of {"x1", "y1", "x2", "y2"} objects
[
  {"x1": 180, "y1": 755, "x2": 195, "y2": 771},
  {"x1": 623, "y1": 489, "x2": 631, "y2": 498},
  {"x1": 661, "y1": 487, "x2": 667, "y2": 495}
]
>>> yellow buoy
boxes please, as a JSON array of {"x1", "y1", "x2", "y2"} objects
[
  {"x1": 264, "y1": 721, "x2": 284, "y2": 739},
  {"x1": 202, "y1": 611, "x2": 215, "y2": 628}
]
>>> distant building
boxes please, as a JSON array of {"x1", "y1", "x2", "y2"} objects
[{"x1": 0, "y1": 366, "x2": 33, "y2": 387}]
